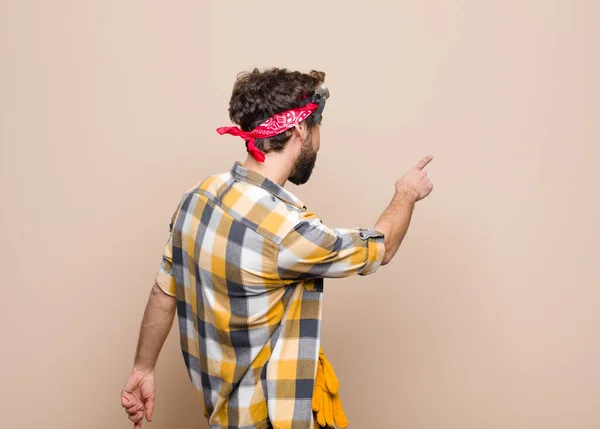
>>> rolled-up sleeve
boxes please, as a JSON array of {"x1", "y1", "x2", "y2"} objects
[
  {"x1": 277, "y1": 218, "x2": 385, "y2": 281},
  {"x1": 154, "y1": 234, "x2": 176, "y2": 296}
]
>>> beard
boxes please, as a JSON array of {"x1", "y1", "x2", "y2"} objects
[{"x1": 288, "y1": 132, "x2": 317, "y2": 186}]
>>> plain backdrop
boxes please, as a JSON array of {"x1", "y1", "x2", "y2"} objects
[{"x1": 1, "y1": 1, "x2": 599, "y2": 429}]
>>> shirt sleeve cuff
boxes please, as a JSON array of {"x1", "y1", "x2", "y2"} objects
[
  {"x1": 155, "y1": 262, "x2": 176, "y2": 297},
  {"x1": 356, "y1": 229, "x2": 386, "y2": 276}
]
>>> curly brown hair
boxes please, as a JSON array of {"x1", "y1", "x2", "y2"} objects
[{"x1": 228, "y1": 68, "x2": 326, "y2": 154}]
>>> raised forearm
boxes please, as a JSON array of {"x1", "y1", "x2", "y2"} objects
[
  {"x1": 133, "y1": 283, "x2": 177, "y2": 372},
  {"x1": 374, "y1": 188, "x2": 417, "y2": 266},
  {"x1": 373, "y1": 155, "x2": 434, "y2": 266}
]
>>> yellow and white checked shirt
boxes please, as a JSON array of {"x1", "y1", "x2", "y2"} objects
[{"x1": 155, "y1": 162, "x2": 385, "y2": 429}]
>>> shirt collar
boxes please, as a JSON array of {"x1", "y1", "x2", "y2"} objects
[{"x1": 230, "y1": 162, "x2": 306, "y2": 210}]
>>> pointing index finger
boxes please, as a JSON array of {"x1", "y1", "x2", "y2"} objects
[{"x1": 415, "y1": 154, "x2": 433, "y2": 170}]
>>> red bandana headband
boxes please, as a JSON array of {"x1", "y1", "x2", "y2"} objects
[{"x1": 216, "y1": 102, "x2": 319, "y2": 163}]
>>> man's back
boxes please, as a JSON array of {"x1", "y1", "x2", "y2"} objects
[{"x1": 156, "y1": 162, "x2": 385, "y2": 428}]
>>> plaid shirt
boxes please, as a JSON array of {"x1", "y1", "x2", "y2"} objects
[{"x1": 155, "y1": 162, "x2": 385, "y2": 429}]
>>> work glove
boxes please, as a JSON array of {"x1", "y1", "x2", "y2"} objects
[{"x1": 312, "y1": 348, "x2": 349, "y2": 428}]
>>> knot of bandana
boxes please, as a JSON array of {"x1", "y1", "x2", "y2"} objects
[{"x1": 217, "y1": 102, "x2": 319, "y2": 163}]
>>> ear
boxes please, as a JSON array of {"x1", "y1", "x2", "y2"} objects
[{"x1": 293, "y1": 122, "x2": 309, "y2": 141}]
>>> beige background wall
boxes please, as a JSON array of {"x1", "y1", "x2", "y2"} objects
[{"x1": 1, "y1": 1, "x2": 599, "y2": 428}]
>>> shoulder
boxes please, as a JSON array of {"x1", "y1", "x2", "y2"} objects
[{"x1": 167, "y1": 171, "x2": 231, "y2": 225}]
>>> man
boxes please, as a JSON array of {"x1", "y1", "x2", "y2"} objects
[{"x1": 121, "y1": 68, "x2": 433, "y2": 429}]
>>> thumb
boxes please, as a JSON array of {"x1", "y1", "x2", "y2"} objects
[
  {"x1": 321, "y1": 357, "x2": 339, "y2": 395},
  {"x1": 145, "y1": 397, "x2": 155, "y2": 422}
]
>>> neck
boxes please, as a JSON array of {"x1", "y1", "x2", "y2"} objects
[{"x1": 241, "y1": 152, "x2": 293, "y2": 187}]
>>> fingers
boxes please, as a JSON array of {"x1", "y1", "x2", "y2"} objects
[
  {"x1": 332, "y1": 394, "x2": 349, "y2": 428},
  {"x1": 122, "y1": 371, "x2": 158, "y2": 428},
  {"x1": 125, "y1": 404, "x2": 144, "y2": 415},
  {"x1": 122, "y1": 390, "x2": 142, "y2": 409},
  {"x1": 323, "y1": 393, "x2": 335, "y2": 428},
  {"x1": 122, "y1": 390, "x2": 139, "y2": 403},
  {"x1": 312, "y1": 386, "x2": 322, "y2": 412},
  {"x1": 129, "y1": 412, "x2": 143, "y2": 422},
  {"x1": 121, "y1": 392, "x2": 133, "y2": 408},
  {"x1": 316, "y1": 394, "x2": 327, "y2": 427},
  {"x1": 126, "y1": 403, "x2": 144, "y2": 414},
  {"x1": 122, "y1": 389, "x2": 146, "y2": 428},
  {"x1": 415, "y1": 154, "x2": 433, "y2": 171},
  {"x1": 129, "y1": 409, "x2": 144, "y2": 424}
]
